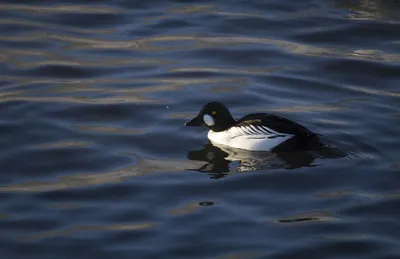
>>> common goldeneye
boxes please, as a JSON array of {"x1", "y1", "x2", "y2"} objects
[{"x1": 185, "y1": 102, "x2": 320, "y2": 152}]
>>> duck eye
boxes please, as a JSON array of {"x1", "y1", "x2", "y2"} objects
[{"x1": 211, "y1": 111, "x2": 217, "y2": 115}]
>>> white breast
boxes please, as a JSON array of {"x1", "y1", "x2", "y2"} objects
[{"x1": 207, "y1": 125, "x2": 293, "y2": 151}]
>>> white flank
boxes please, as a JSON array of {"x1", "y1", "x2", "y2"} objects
[{"x1": 207, "y1": 125, "x2": 293, "y2": 151}]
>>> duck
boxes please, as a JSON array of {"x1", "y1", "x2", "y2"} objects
[{"x1": 185, "y1": 102, "x2": 321, "y2": 152}]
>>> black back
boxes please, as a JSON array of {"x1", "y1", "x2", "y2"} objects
[{"x1": 236, "y1": 113, "x2": 317, "y2": 137}]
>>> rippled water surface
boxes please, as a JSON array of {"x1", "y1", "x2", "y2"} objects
[{"x1": 1, "y1": 0, "x2": 400, "y2": 258}]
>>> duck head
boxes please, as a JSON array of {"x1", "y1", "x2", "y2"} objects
[{"x1": 185, "y1": 102, "x2": 236, "y2": 132}]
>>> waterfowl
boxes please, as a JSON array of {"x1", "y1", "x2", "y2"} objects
[{"x1": 185, "y1": 102, "x2": 320, "y2": 152}]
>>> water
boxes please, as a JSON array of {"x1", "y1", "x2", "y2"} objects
[{"x1": 1, "y1": 0, "x2": 400, "y2": 258}]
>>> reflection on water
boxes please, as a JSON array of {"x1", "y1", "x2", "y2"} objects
[
  {"x1": 187, "y1": 143, "x2": 347, "y2": 178},
  {"x1": 334, "y1": 0, "x2": 400, "y2": 21},
  {"x1": 0, "y1": 156, "x2": 204, "y2": 193},
  {"x1": 169, "y1": 200, "x2": 215, "y2": 215},
  {"x1": 0, "y1": 0, "x2": 399, "y2": 258},
  {"x1": 276, "y1": 211, "x2": 337, "y2": 224},
  {"x1": 22, "y1": 222, "x2": 155, "y2": 242},
  {"x1": 0, "y1": 3, "x2": 125, "y2": 14}
]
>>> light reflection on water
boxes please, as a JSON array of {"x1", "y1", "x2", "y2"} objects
[{"x1": 0, "y1": 0, "x2": 399, "y2": 258}]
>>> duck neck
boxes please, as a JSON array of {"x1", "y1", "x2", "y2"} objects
[{"x1": 210, "y1": 115, "x2": 236, "y2": 132}]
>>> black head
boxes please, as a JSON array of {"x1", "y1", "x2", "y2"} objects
[{"x1": 185, "y1": 102, "x2": 236, "y2": 132}]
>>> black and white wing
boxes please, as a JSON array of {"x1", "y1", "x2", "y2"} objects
[
  {"x1": 236, "y1": 113, "x2": 318, "y2": 137},
  {"x1": 229, "y1": 123, "x2": 290, "y2": 139}
]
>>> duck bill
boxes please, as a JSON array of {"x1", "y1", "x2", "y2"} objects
[{"x1": 185, "y1": 116, "x2": 203, "y2": 126}]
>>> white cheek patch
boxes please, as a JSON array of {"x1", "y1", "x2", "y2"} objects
[{"x1": 203, "y1": 114, "x2": 215, "y2": 126}]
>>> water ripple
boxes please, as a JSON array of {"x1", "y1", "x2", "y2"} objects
[{"x1": 0, "y1": 0, "x2": 399, "y2": 258}]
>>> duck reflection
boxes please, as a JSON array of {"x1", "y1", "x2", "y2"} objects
[{"x1": 187, "y1": 143, "x2": 347, "y2": 179}]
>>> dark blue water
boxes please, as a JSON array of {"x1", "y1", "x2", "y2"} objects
[{"x1": 1, "y1": 0, "x2": 400, "y2": 258}]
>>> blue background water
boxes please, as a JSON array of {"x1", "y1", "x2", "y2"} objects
[{"x1": 0, "y1": 0, "x2": 400, "y2": 258}]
